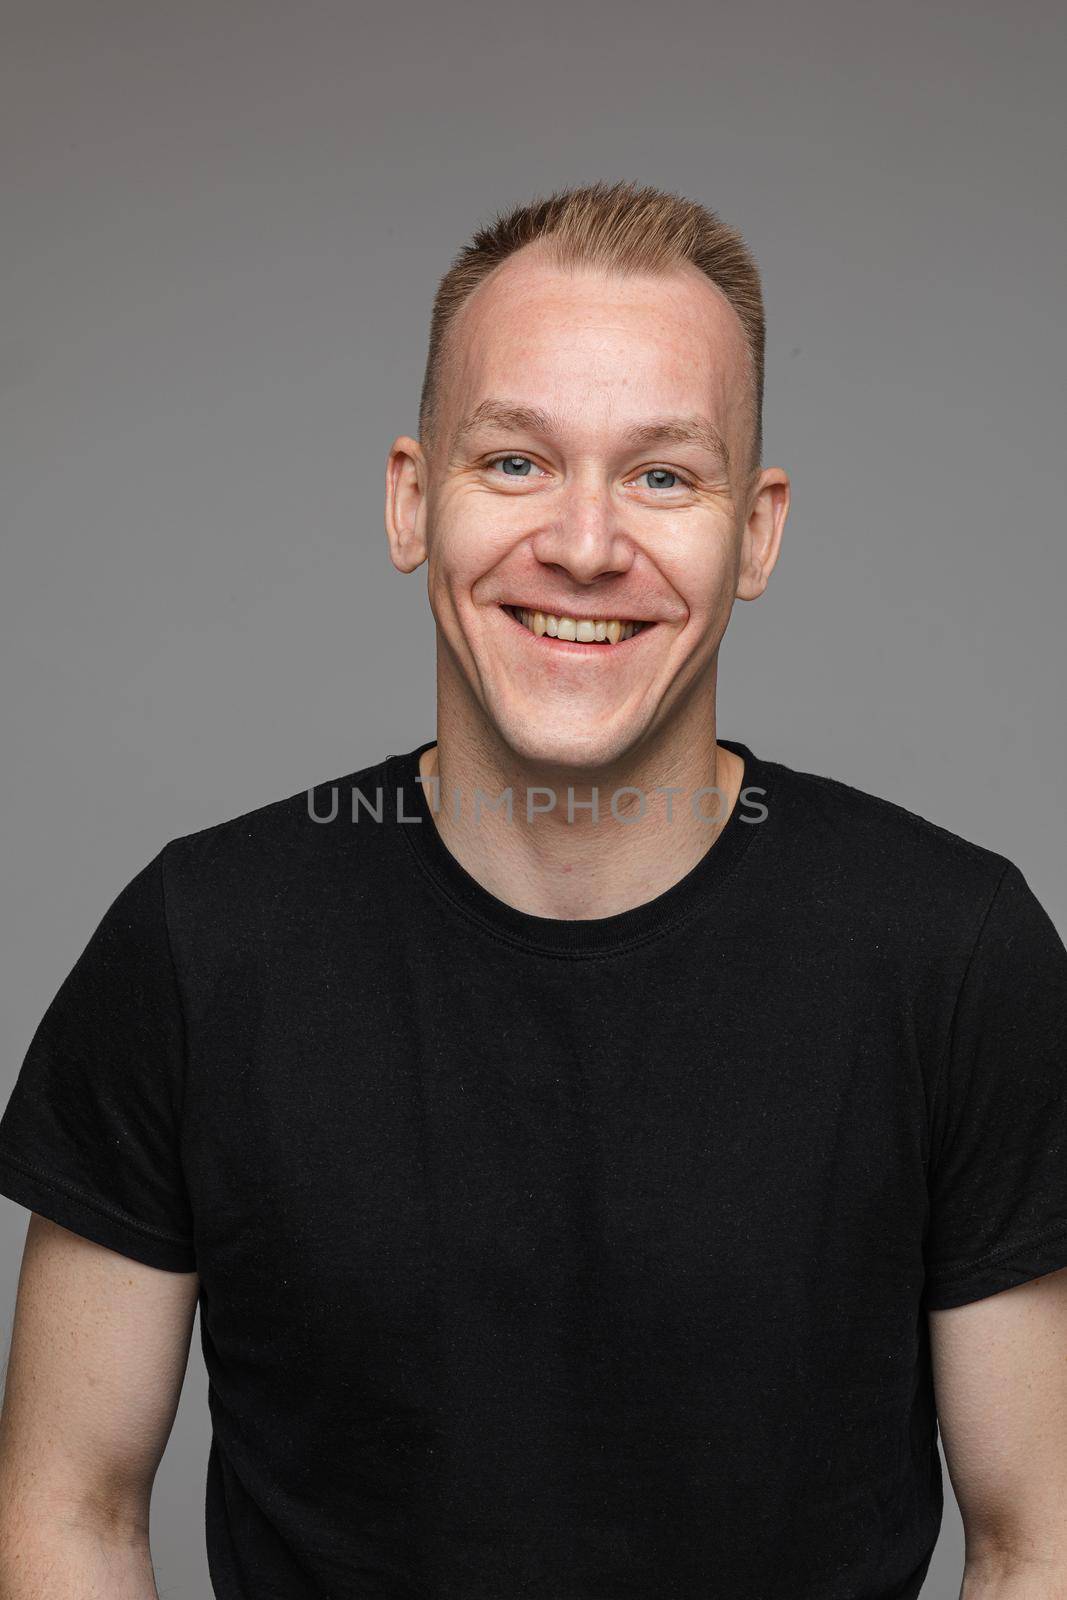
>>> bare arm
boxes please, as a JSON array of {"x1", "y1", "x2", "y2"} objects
[
  {"x1": 0, "y1": 1212, "x2": 199, "y2": 1599},
  {"x1": 929, "y1": 1266, "x2": 1067, "y2": 1599}
]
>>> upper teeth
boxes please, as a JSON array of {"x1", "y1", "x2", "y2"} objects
[{"x1": 510, "y1": 607, "x2": 643, "y2": 643}]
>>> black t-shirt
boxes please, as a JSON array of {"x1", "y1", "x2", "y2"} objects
[{"x1": 2, "y1": 736, "x2": 1067, "y2": 1600}]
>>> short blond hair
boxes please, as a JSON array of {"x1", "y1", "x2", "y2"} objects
[{"x1": 419, "y1": 179, "x2": 765, "y2": 488}]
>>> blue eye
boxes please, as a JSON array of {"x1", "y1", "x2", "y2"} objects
[
  {"x1": 641, "y1": 468, "x2": 687, "y2": 490},
  {"x1": 484, "y1": 456, "x2": 691, "y2": 491}
]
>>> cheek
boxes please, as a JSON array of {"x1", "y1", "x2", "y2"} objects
[
  {"x1": 658, "y1": 535, "x2": 738, "y2": 629},
  {"x1": 428, "y1": 491, "x2": 520, "y2": 596}
]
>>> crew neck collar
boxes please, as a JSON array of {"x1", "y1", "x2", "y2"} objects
[{"x1": 384, "y1": 737, "x2": 775, "y2": 957}]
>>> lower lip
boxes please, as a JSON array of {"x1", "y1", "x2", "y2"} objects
[{"x1": 498, "y1": 605, "x2": 655, "y2": 657}]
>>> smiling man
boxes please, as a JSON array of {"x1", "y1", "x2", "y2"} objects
[
  {"x1": 384, "y1": 237, "x2": 776, "y2": 919},
  {"x1": 1, "y1": 181, "x2": 1067, "y2": 1600}
]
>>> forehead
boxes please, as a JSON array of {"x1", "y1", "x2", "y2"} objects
[{"x1": 442, "y1": 247, "x2": 750, "y2": 435}]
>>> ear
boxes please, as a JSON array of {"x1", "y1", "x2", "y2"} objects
[
  {"x1": 736, "y1": 469, "x2": 790, "y2": 602},
  {"x1": 384, "y1": 436, "x2": 429, "y2": 573}
]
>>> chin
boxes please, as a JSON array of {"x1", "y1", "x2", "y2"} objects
[{"x1": 489, "y1": 707, "x2": 646, "y2": 774}]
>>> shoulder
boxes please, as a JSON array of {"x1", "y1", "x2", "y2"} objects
[
  {"x1": 760, "y1": 750, "x2": 1014, "y2": 935},
  {"x1": 155, "y1": 750, "x2": 397, "y2": 930}
]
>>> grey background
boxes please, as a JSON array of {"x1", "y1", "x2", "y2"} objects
[{"x1": 1, "y1": 1, "x2": 1064, "y2": 1594}]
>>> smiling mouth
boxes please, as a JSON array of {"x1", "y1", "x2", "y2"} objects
[{"x1": 501, "y1": 604, "x2": 652, "y2": 646}]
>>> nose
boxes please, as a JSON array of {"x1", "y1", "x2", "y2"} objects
[{"x1": 528, "y1": 478, "x2": 636, "y2": 585}]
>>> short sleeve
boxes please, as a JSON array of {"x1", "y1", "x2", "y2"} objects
[
  {"x1": 923, "y1": 859, "x2": 1067, "y2": 1309},
  {"x1": 0, "y1": 846, "x2": 196, "y2": 1272}
]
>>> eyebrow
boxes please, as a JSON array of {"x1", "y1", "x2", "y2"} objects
[{"x1": 448, "y1": 399, "x2": 732, "y2": 475}]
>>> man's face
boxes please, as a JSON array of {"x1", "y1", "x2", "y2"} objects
[{"x1": 390, "y1": 246, "x2": 782, "y2": 771}]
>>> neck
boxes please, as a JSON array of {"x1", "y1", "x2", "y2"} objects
[{"x1": 418, "y1": 697, "x2": 743, "y2": 923}]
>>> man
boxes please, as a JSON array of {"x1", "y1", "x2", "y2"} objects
[{"x1": 0, "y1": 179, "x2": 1065, "y2": 1600}]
